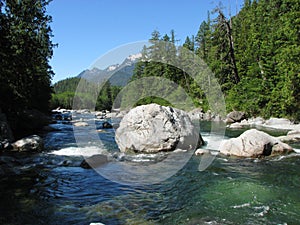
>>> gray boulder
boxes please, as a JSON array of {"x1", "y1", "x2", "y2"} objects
[
  {"x1": 12, "y1": 135, "x2": 43, "y2": 152},
  {"x1": 220, "y1": 129, "x2": 294, "y2": 157},
  {"x1": 265, "y1": 118, "x2": 291, "y2": 126},
  {"x1": 115, "y1": 104, "x2": 202, "y2": 153},
  {"x1": 225, "y1": 111, "x2": 246, "y2": 123},
  {"x1": 278, "y1": 130, "x2": 300, "y2": 143},
  {"x1": 188, "y1": 108, "x2": 204, "y2": 120}
]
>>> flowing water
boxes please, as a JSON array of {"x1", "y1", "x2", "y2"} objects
[{"x1": 1, "y1": 115, "x2": 300, "y2": 225}]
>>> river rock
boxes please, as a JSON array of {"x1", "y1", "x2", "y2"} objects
[
  {"x1": 115, "y1": 104, "x2": 202, "y2": 153},
  {"x1": 102, "y1": 121, "x2": 113, "y2": 129},
  {"x1": 188, "y1": 108, "x2": 204, "y2": 120},
  {"x1": 73, "y1": 121, "x2": 89, "y2": 127},
  {"x1": 0, "y1": 139, "x2": 13, "y2": 151},
  {"x1": 227, "y1": 122, "x2": 246, "y2": 129},
  {"x1": 12, "y1": 135, "x2": 43, "y2": 152},
  {"x1": 278, "y1": 130, "x2": 300, "y2": 143},
  {"x1": 80, "y1": 154, "x2": 109, "y2": 169},
  {"x1": 265, "y1": 118, "x2": 291, "y2": 126},
  {"x1": 220, "y1": 129, "x2": 293, "y2": 157},
  {"x1": 225, "y1": 111, "x2": 246, "y2": 123},
  {"x1": 195, "y1": 148, "x2": 210, "y2": 155}
]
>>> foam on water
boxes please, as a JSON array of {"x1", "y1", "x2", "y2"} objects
[{"x1": 49, "y1": 146, "x2": 108, "y2": 157}]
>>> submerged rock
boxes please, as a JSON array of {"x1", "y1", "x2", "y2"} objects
[
  {"x1": 102, "y1": 121, "x2": 113, "y2": 129},
  {"x1": 115, "y1": 104, "x2": 202, "y2": 153},
  {"x1": 220, "y1": 129, "x2": 294, "y2": 157},
  {"x1": 12, "y1": 135, "x2": 43, "y2": 152},
  {"x1": 80, "y1": 154, "x2": 109, "y2": 169}
]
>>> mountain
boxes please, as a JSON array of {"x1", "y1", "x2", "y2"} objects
[{"x1": 77, "y1": 53, "x2": 141, "y2": 86}]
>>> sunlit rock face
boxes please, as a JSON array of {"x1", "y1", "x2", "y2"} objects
[
  {"x1": 220, "y1": 129, "x2": 294, "y2": 157},
  {"x1": 115, "y1": 104, "x2": 202, "y2": 153}
]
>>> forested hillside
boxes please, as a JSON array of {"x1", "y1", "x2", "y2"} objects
[
  {"x1": 51, "y1": 77, "x2": 121, "y2": 111},
  {"x1": 132, "y1": 0, "x2": 300, "y2": 120}
]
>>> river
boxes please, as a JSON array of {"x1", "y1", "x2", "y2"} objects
[{"x1": 0, "y1": 114, "x2": 300, "y2": 225}]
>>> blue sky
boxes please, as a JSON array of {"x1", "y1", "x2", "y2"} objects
[{"x1": 48, "y1": 0, "x2": 245, "y2": 83}]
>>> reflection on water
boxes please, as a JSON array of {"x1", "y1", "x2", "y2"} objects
[{"x1": 0, "y1": 120, "x2": 300, "y2": 224}]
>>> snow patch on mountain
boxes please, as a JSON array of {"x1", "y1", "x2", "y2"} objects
[
  {"x1": 106, "y1": 64, "x2": 120, "y2": 72},
  {"x1": 127, "y1": 53, "x2": 142, "y2": 61}
]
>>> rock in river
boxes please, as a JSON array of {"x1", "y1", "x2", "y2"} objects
[
  {"x1": 73, "y1": 121, "x2": 89, "y2": 127},
  {"x1": 225, "y1": 110, "x2": 246, "y2": 123},
  {"x1": 278, "y1": 130, "x2": 300, "y2": 144},
  {"x1": 220, "y1": 129, "x2": 294, "y2": 157},
  {"x1": 80, "y1": 154, "x2": 109, "y2": 169},
  {"x1": 12, "y1": 135, "x2": 43, "y2": 152},
  {"x1": 115, "y1": 104, "x2": 202, "y2": 153}
]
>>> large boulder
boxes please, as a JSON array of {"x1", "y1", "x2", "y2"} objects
[
  {"x1": 115, "y1": 104, "x2": 202, "y2": 153},
  {"x1": 225, "y1": 111, "x2": 246, "y2": 123},
  {"x1": 220, "y1": 129, "x2": 294, "y2": 157},
  {"x1": 12, "y1": 135, "x2": 43, "y2": 152}
]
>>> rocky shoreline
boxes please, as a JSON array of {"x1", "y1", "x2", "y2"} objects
[{"x1": 1, "y1": 107, "x2": 300, "y2": 157}]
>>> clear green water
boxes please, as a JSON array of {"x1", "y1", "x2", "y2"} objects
[{"x1": 0, "y1": 121, "x2": 299, "y2": 225}]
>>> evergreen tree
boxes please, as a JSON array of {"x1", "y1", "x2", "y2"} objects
[{"x1": 0, "y1": 0, "x2": 54, "y2": 114}]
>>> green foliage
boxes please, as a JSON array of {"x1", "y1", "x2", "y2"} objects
[
  {"x1": 193, "y1": 0, "x2": 300, "y2": 120},
  {"x1": 96, "y1": 81, "x2": 121, "y2": 111},
  {"x1": 53, "y1": 77, "x2": 81, "y2": 94},
  {"x1": 0, "y1": 0, "x2": 55, "y2": 137},
  {"x1": 0, "y1": 0, "x2": 55, "y2": 131},
  {"x1": 51, "y1": 77, "x2": 121, "y2": 111},
  {"x1": 134, "y1": 96, "x2": 173, "y2": 107},
  {"x1": 131, "y1": 0, "x2": 300, "y2": 120},
  {"x1": 131, "y1": 30, "x2": 208, "y2": 111}
]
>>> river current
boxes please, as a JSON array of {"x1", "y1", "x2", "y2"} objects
[{"x1": 1, "y1": 114, "x2": 300, "y2": 225}]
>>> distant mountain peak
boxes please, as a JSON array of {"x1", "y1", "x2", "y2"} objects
[
  {"x1": 126, "y1": 53, "x2": 142, "y2": 61},
  {"x1": 75, "y1": 53, "x2": 141, "y2": 86},
  {"x1": 106, "y1": 64, "x2": 120, "y2": 72}
]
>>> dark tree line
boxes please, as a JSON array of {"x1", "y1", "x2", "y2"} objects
[
  {"x1": 0, "y1": 0, "x2": 54, "y2": 114},
  {"x1": 0, "y1": 0, "x2": 55, "y2": 135}
]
